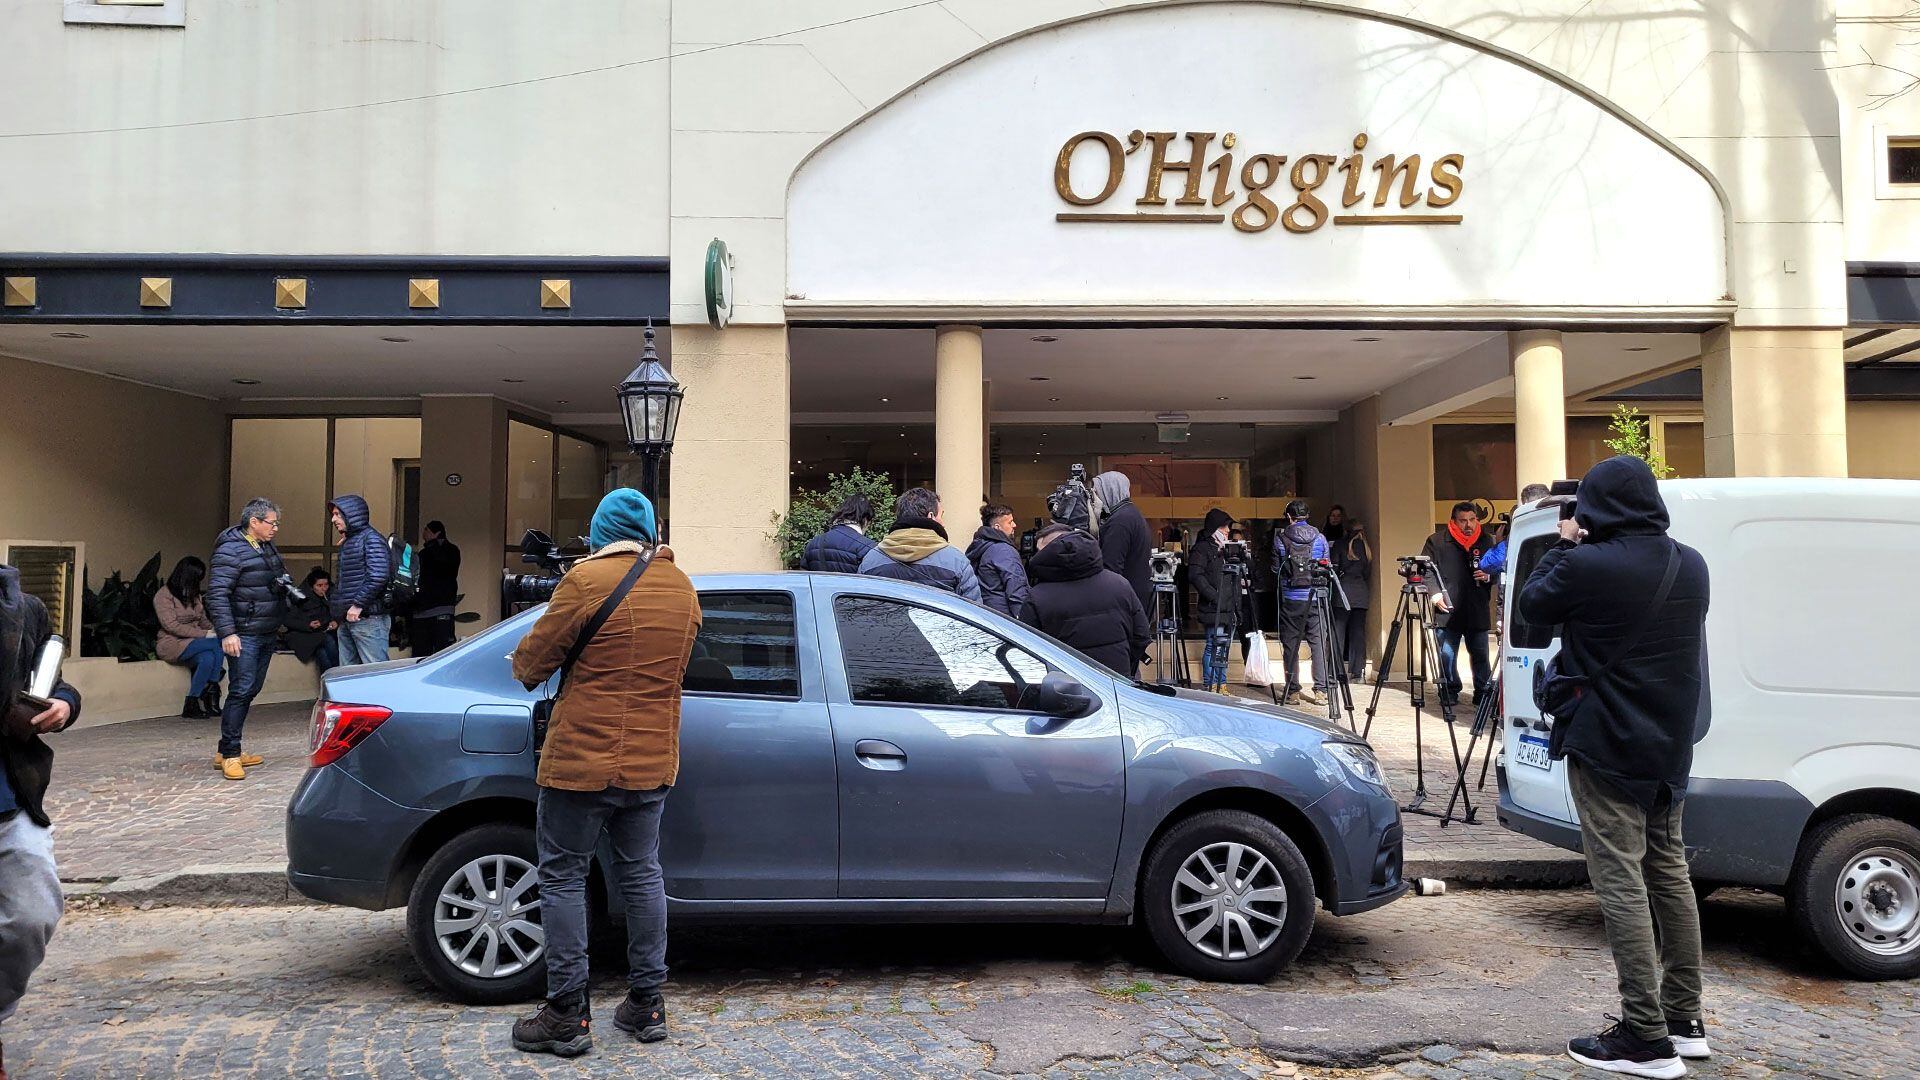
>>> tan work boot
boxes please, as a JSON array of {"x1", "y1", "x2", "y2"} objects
[
  {"x1": 1296, "y1": 687, "x2": 1326, "y2": 706},
  {"x1": 215, "y1": 752, "x2": 264, "y2": 768},
  {"x1": 219, "y1": 755, "x2": 246, "y2": 781}
]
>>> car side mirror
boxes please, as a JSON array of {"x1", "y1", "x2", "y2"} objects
[{"x1": 1032, "y1": 671, "x2": 1098, "y2": 720}]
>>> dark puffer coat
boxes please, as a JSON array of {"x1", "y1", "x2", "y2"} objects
[
  {"x1": 208, "y1": 524, "x2": 291, "y2": 637},
  {"x1": 1516, "y1": 455, "x2": 1711, "y2": 810},
  {"x1": 1020, "y1": 531, "x2": 1150, "y2": 677},
  {"x1": 1097, "y1": 500, "x2": 1155, "y2": 615},
  {"x1": 964, "y1": 526, "x2": 1030, "y2": 617},
  {"x1": 802, "y1": 524, "x2": 876, "y2": 574},
  {"x1": 856, "y1": 518, "x2": 983, "y2": 602},
  {"x1": 1187, "y1": 509, "x2": 1235, "y2": 623},
  {"x1": 328, "y1": 494, "x2": 392, "y2": 620},
  {"x1": 1, "y1": 565, "x2": 82, "y2": 827},
  {"x1": 1420, "y1": 521, "x2": 1494, "y2": 633}
]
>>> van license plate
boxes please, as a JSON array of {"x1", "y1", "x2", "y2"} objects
[{"x1": 1515, "y1": 736, "x2": 1552, "y2": 770}]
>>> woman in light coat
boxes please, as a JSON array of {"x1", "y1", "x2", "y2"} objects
[{"x1": 155, "y1": 556, "x2": 224, "y2": 718}]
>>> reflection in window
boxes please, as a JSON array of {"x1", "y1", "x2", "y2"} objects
[
  {"x1": 507, "y1": 422, "x2": 555, "y2": 548},
  {"x1": 835, "y1": 597, "x2": 1041, "y2": 710},
  {"x1": 1507, "y1": 535, "x2": 1559, "y2": 649},
  {"x1": 685, "y1": 592, "x2": 800, "y2": 697}
]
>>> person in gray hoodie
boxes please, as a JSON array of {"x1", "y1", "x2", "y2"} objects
[
  {"x1": 1092, "y1": 471, "x2": 1154, "y2": 614},
  {"x1": 857, "y1": 488, "x2": 982, "y2": 602}
]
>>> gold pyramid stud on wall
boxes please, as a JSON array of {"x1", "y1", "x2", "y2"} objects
[
  {"x1": 409, "y1": 278, "x2": 440, "y2": 309},
  {"x1": 540, "y1": 278, "x2": 572, "y2": 309},
  {"x1": 275, "y1": 277, "x2": 308, "y2": 309},
  {"x1": 2, "y1": 276, "x2": 36, "y2": 307},
  {"x1": 140, "y1": 277, "x2": 173, "y2": 308}
]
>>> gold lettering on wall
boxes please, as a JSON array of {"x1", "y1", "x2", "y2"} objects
[{"x1": 1055, "y1": 129, "x2": 1465, "y2": 232}]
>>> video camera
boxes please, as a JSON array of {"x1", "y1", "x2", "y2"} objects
[
  {"x1": 501, "y1": 529, "x2": 585, "y2": 608},
  {"x1": 1544, "y1": 478, "x2": 1581, "y2": 522},
  {"x1": 1220, "y1": 539, "x2": 1251, "y2": 575},
  {"x1": 271, "y1": 572, "x2": 307, "y2": 603},
  {"x1": 1148, "y1": 549, "x2": 1180, "y2": 586}
]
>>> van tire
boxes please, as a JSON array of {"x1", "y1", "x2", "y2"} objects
[
  {"x1": 407, "y1": 823, "x2": 547, "y2": 1004},
  {"x1": 1140, "y1": 810, "x2": 1317, "y2": 983},
  {"x1": 1789, "y1": 814, "x2": 1920, "y2": 980}
]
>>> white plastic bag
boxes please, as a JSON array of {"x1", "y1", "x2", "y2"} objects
[{"x1": 1243, "y1": 631, "x2": 1274, "y2": 687}]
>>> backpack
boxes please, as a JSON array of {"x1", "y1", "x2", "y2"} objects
[
  {"x1": 382, "y1": 534, "x2": 418, "y2": 610},
  {"x1": 1278, "y1": 521, "x2": 1319, "y2": 591},
  {"x1": 1046, "y1": 477, "x2": 1103, "y2": 538}
]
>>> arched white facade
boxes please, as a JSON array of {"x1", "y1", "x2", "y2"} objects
[{"x1": 787, "y1": 2, "x2": 1730, "y2": 322}]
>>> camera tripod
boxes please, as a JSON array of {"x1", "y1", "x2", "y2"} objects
[
  {"x1": 1148, "y1": 577, "x2": 1193, "y2": 688},
  {"x1": 1440, "y1": 671, "x2": 1504, "y2": 826},
  {"x1": 1305, "y1": 566, "x2": 1358, "y2": 733},
  {"x1": 1362, "y1": 573, "x2": 1468, "y2": 819}
]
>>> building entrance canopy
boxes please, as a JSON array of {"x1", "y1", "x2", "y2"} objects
[{"x1": 788, "y1": 1, "x2": 1731, "y2": 324}]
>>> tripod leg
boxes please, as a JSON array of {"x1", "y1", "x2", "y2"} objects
[{"x1": 1363, "y1": 590, "x2": 1409, "y2": 741}]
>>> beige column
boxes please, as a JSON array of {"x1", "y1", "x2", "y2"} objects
[
  {"x1": 420, "y1": 395, "x2": 509, "y2": 633},
  {"x1": 1510, "y1": 329, "x2": 1567, "y2": 490},
  {"x1": 982, "y1": 378, "x2": 994, "y2": 499},
  {"x1": 669, "y1": 325, "x2": 790, "y2": 573},
  {"x1": 1344, "y1": 396, "x2": 1434, "y2": 669},
  {"x1": 935, "y1": 325, "x2": 986, "y2": 518},
  {"x1": 1701, "y1": 327, "x2": 1848, "y2": 477}
]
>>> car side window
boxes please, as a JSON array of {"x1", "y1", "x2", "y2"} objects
[
  {"x1": 1507, "y1": 535, "x2": 1559, "y2": 649},
  {"x1": 834, "y1": 596, "x2": 1044, "y2": 711},
  {"x1": 685, "y1": 591, "x2": 800, "y2": 698}
]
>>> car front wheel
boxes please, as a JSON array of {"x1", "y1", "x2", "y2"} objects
[
  {"x1": 1140, "y1": 809, "x2": 1317, "y2": 982},
  {"x1": 406, "y1": 823, "x2": 546, "y2": 1004},
  {"x1": 1789, "y1": 813, "x2": 1920, "y2": 980}
]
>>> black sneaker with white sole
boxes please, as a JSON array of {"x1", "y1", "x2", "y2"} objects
[
  {"x1": 1567, "y1": 1018, "x2": 1685, "y2": 1079},
  {"x1": 1667, "y1": 1018, "x2": 1711, "y2": 1059}
]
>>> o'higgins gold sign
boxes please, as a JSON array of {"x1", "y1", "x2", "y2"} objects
[{"x1": 1054, "y1": 130, "x2": 1464, "y2": 233}]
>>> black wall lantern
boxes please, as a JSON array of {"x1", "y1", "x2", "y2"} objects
[{"x1": 616, "y1": 323, "x2": 682, "y2": 535}]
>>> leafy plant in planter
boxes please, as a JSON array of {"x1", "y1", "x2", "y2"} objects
[
  {"x1": 770, "y1": 467, "x2": 898, "y2": 569},
  {"x1": 81, "y1": 552, "x2": 164, "y2": 662}
]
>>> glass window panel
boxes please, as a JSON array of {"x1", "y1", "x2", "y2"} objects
[
  {"x1": 1433, "y1": 423, "x2": 1516, "y2": 501},
  {"x1": 330, "y1": 418, "x2": 421, "y2": 540},
  {"x1": 230, "y1": 418, "x2": 329, "y2": 548},
  {"x1": 1566, "y1": 417, "x2": 1615, "y2": 479},
  {"x1": 685, "y1": 592, "x2": 800, "y2": 697},
  {"x1": 1663, "y1": 421, "x2": 1705, "y2": 479},
  {"x1": 1507, "y1": 535, "x2": 1560, "y2": 649},
  {"x1": 1890, "y1": 140, "x2": 1920, "y2": 185},
  {"x1": 835, "y1": 596, "x2": 1041, "y2": 710},
  {"x1": 507, "y1": 421, "x2": 554, "y2": 552},
  {"x1": 554, "y1": 436, "x2": 604, "y2": 551}
]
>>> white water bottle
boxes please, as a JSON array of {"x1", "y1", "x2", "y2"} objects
[{"x1": 26, "y1": 634, "x2": 64, "y2": 702}]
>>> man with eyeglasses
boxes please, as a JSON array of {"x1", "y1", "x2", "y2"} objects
[{"x1": 206, "y1": 498, "x2": 294, "y2": 781}]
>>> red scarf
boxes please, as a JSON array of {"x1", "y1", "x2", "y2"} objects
[{"x1": 1447, "y1": 519, "x2": 1481, "y2": 551}]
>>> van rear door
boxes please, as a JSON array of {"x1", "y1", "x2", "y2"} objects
[{"x1": 1500, "y1": 509, "x2": 1576, "y2": 829}]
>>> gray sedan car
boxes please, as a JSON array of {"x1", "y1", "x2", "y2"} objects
[{"x1": 287, "y1": 572, "x2": 1405, "y2": 1003}]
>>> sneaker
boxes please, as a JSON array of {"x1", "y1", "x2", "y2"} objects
[
  {"x1": 214, "y1": 752, "x2": 264, "y2": 768},
  {"x1": 1668, "y1": 1019, "x2": 1711, "y2": 1060},
  {"x1": 512, "y1": 990, "x2": 592, "y2": 1057},
  {"x1": 613, "y1": 989, "x2": 668, "y2": 1042},
  {"x1": 219, "y1": 755, "x2": 246, "y2": 781},
  {"x1": 1567, "y1": 1018, "x2": 1685, "y2": 1079}
]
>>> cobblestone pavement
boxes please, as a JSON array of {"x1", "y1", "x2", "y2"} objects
[
  {"x1": 44, "y1": 686, "x2": 1546, "y2": 887},
  {"x1": 9, "y1": 889, "x2": 1913, "y2": 1078}
]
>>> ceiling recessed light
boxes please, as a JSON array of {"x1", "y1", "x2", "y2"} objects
[
  {"x1": 1294, "y1": 375, "x2": 1317, "y2": 381},
  {"x1": 1029, "y1": 376, "x2": 1051, "y2": 382},
  {"x1": 232, "y1": 378, "x2": 261, "y2": 386},
  {"x1": 1352, "y1": 336, "x2": 1383, "y2": 343},
  {"x1": 1031, "y1": 335, "x2": 1058, "y2": 343},
  {"x1": 555, "y1": 399, "x2": 569, "y2": 405},
  {"x1": 50, "y1": 331, "x2": 89, "y2": 340},
  {"x1": 1624, "y1": 346, "x2": 1651, "y2": 352},
  {"x1": 381, "y1": 336, "x2": 411, "y2": 343},
  {"x1": 879, "y1": 397, "x2": 890, "y2": 403},
  {"x1": 1048, "y1": 396, "x2": 1060, "y2": 403},
  {"x1": 1216, "y1": 396, "x2": 1230, "y2": 401},
  {"x1": 502, "y1": 377, "x2": 525, "y2": 384}
]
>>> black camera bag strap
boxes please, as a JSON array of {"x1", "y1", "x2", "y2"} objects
[
  {"x1": 533, "y1": 549, "x2": 652, "y2": 752},
  {"x1": 1536, "y1": 541, "x2": 1679, "y2": 723}
]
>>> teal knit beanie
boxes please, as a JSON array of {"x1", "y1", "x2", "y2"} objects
[{"x1": 589, "y1": 488, "x2": 656, "y2": 549}]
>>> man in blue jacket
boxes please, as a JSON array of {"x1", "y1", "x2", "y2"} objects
[
  {"x1": 328, "y1": 494, "x2": 393, "y2": 667},
  {"x1": 965, "y1": 504, "x2": 1030, "y2": 616}
]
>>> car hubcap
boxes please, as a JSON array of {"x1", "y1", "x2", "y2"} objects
[
  {"x1": 435, "y1": 854, "x2": 544, "y2": 978},
  {"x1": 1171, "y1": 841, "x2": 1287, "y2": 961},
  {"x1": 1834, "y1": 846, "x2": 1920, "y2": 957}
]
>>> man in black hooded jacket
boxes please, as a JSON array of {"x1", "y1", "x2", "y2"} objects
[
  {"x1": 1021, "y1": 526, "x2": 1149, "y2": 676},
  {"x1": 1517, "y1": 455, "x2": 1712, "y2": 1078}
]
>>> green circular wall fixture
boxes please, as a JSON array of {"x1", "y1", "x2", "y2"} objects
[{"x1": 704, "y1": 238, "x2": 734, "y2": 329}]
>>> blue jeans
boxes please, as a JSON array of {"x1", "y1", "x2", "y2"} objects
[
  {"x1": 219, "y1": 633, "x2": 275, "y2": 757},
  {"x1": 312, "y1": 635, "x2": 340, "y2": 674},
  {"x1": 1201, "y1": 624, "x2": 1233, "y2": 690},
  {"x1": 176, "y1": 636, "x2": 225, "y2": 697},
  {"x1": 1436, "y1": 626, "x2": 1491, "y2": 703},
  {"x1": 336, "y1": 614, "x2": 390, "y2": 667},
  {"x1": 536, "y1": 785, "x2": 671, "y2": 999}
]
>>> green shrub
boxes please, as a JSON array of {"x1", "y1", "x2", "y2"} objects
[
  {"x1": 81, "y1": 552, "x2": 163, "y2": 662},
  {"x1": 1603, "y1": 404, "x2": 1673, "y2": 479},
  {"x1": 770, "y1": 468, "x2": 898, "y2": 569}
]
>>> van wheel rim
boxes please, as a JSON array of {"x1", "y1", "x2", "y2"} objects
[
  {"x1": 1171, "y1": 841, "x2": 1287, "y2": 961},
  {"x1": 1834, "y1": 846, "x2": 1920, "y2": 957},
  {"x1": 435, "y1": 854, "x2": 544, "y2": 978}
]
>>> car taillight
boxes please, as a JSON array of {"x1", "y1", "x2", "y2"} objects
[{"x1": 309, "y1": 700, "x2": 393, "y2": 767}]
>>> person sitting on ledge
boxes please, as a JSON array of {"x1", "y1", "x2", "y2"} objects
[
  {"x1": 154, "y1": 556, "x2": 224, "y2": 719},
  {"x1": 281, "y1": 567, "x2": 340, "y2": 675}
]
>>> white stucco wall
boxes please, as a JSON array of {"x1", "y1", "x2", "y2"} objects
[
  {"x1": 1834, "y1": 1, "x2": 1920, "y2": 264},
  {"x1": 0, "y1": 0, "x2": 670, "y2": 256}
]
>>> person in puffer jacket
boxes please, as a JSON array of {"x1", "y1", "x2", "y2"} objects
[
  {"x1": 800, "y1": 494, "x2": 877, "y2": 573},
  {"x1": 207, "y1": 497, "x2": 292, "y2": 780},
  {"x1": 964, "y1": 503, "x2": 1030, "y2": 616},
  {"x1": 856, "y1": 488, "x2": 982, "y2": 602},
  {"x1": 1020, "y1": 525, "x2": 1149, "y2": 676},
  {"x1": 328, "y1": 494, "x2": 393, "y2": 667}
]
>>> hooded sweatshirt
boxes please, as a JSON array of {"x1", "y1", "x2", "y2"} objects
[
  {"x1": 1021, "y1": 530, "x2": 1150, "y2": 676},
  {"x1": 965, "y1": 525, "x2": 1030, "y2": 616},
  {"x1": 328, "y1": 494, "x2": 392, "y2": 620},
  {"x1": 1516, "y1": 455, "x2": 1711, "y2": 809},
  {"x1": 1092, "y1": 471, "x2": 1154, "y2": 613},
  {"x1": 857, "y1": 516, "x2": 984, "y2": 602}
]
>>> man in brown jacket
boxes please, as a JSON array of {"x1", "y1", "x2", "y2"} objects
[{"x1": 508, "y1": 489, "x2": 701, "y2": 1058}]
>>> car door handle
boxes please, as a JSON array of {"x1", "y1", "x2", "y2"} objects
[{"x1": 854, "y1": 739, "x2": 907, "y2": 771}]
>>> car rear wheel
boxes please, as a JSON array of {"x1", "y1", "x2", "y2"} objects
[
  {"x1": 407, "y1": 823, "x2": 546, "y2": 1004},
  {"x1": 1789, "y1": 814, "x2": 1920, "y2": 980},
  {"x1": 1140, "y1": 810, "x2": 1316, "y2": 983}
]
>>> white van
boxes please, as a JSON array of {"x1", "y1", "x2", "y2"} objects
[{"x1": 1495, "y1": 477, "x2": 1920, "y2": 979}]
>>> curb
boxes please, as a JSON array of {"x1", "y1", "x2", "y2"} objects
[{"x1": 65, "y1": 856, "x2": 1588, "y2": 908}]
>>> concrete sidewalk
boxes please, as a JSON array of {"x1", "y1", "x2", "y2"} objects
[{"x1": 42, "y1": 685, "x2": 1579, "y2": 904}]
